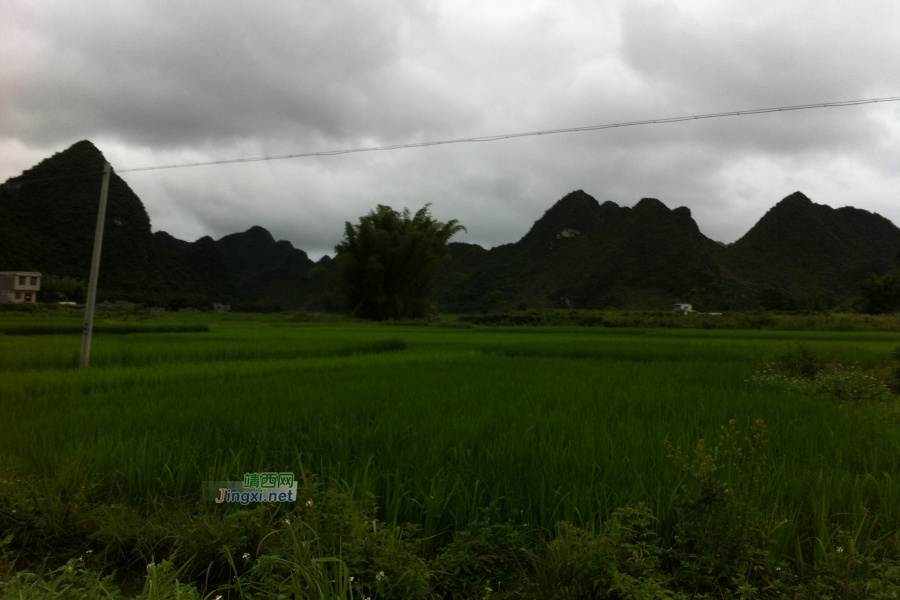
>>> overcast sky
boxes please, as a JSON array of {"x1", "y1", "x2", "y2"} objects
[{"x1": 2, "y1": 0, "x2": 898, "y2": 259}]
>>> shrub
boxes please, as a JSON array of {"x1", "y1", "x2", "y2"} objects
[
  {"x1": 433, "y1": 512, "x2": 532, "y2": 599},
  {"x1": 752, "y1": 342, "x2": 895, "y2": 406},
  {"x1": 0, "y1": 302, "x2": 43, "y2": 313},
  {"x1": 760, "y1": 341, "x2": 826, "y2": 380},
  {"x1": 665, "y1": 419, "x2": 773, "y2": 597},
  {"x1": 532, "y1": 505, "x2": 674, "y2": 600}
]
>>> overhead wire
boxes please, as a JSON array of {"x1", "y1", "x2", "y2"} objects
[
  {"x1": 116, "y1": 96, "x2": 900, "y2": 173},
  {"x1": 4, "y1": 96, "x2": 899, "y2": 186}
]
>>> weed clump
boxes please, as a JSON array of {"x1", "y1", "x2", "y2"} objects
[
  {"x1": 433, "y1": 512, "x2": 533, "y2": 599},
  {"x1": 752, "y1": 342, "x2": 896, "y2": 406},
  {"x1": 531, "y1": 505, "x2": 672, "y2": 600}
]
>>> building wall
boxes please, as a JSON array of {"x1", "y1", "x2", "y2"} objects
[{"x1": 0, "y1": 271, "x2": 41, "y2": 303}]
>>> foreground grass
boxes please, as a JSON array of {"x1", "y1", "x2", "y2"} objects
[{"x1": 2, "y1": 313, "x2": 900, "y2": 597}]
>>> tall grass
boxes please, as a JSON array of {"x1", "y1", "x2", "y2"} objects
[{"x1": 2, "y1": 315, "x2": 899, "y2": 566}]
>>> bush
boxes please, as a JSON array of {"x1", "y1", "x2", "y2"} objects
[
  {"x1": 533, "y1": 505, "x2": 674, "y2": 600},
  {"x1": 761, "y1": 341, "x2": 827, "y2": 380},
  {"x1": 0, "y1": 302, "x2": 43, "y2": 313},
  {"x1": 664, "y1": 419, "x2": 773, "y2": 597},
  {"x1": 752, "y1": 342, "x2": 896, "y2": 406},
  {"x1": 433, "y1": 512, "x2": 532, "y2": 599}
]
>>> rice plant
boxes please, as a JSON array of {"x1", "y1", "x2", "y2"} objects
[{"x1": 2, "y1": 313, "x2": 900, "y2": 578}]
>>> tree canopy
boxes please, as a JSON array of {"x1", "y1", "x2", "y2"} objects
[
  {"x1": 859, "y1": 272, "x2": 900, "y2": 314},
  {"x1": 334, "y1": 204, "x2": 465, "y2": 320}
]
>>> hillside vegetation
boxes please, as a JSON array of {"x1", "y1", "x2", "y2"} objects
[
  {"x1": 3, "y1": 141, "x2": 899, "y2": 312},
  {"x1": 0, "y1": 141, "x2": 334, "y2": 310}
]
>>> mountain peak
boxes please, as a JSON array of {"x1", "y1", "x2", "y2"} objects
[
  {"x1": 779, "y1": 191, "x2": 812, "y2": 205},
  {"x1": 216, "y1": 225, "x2": 309, "y2": 280},
  {"x1": 4, "y1": 140, "x2": 107, "y2": 187},
  {"x1": 724, "y1": 190, "x2": 900, "y2": 303},
  {"x1": 68, "y1": 139, "x2": 103, "y2": 155},
  {"x1": 242, "y1": 225, "x2": 277, "y2": 244},
  {"x1": 519, "y1": 190, "x2": 604, "y2": 245},
  {"x1": 633, "y1": 197, "x2": 668, "y2": 212}
]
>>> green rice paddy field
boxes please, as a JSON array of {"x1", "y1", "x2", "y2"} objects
[{"x1": 2, "y1": 313, "x2": 900, "y2": 565}]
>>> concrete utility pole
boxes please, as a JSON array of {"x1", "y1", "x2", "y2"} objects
[{"x1": 80, "y1": 162, "x2": 111, "y2": 368}]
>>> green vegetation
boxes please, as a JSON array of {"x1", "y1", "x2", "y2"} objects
[
  {"x1": 8, "y1": 143, "x2": 900, "y2": 315},
  {"x1": 0, "y1": 321, "x2": 209, "y2": 335},
  {"x1": 751, "y1": 341, "x2": 898, "y2": 406},
  {"x1": 460, "y1": 307, "x2": 900, "y2": 331},
  {"x1": 38, "y1": 274, "x2": 88, "y2": 304},
  {"x1": 333, "y1": 205, "x2": 465, "y2": 320},
  {"x1": 2, "y1": 313, "x2": 900, "y2": 597},
  {"x1": 720, "y1": 192, "x2": 900, "y2": 309},
  {"x1": 442, "y1": 190, "x2": 900, "y2": 313},
  {"x1": 0, "y1": 141, "x2": 331, "y2": 311},
  {"x1": 859, "y1": 272, "x2": 900, "y2": 314}
]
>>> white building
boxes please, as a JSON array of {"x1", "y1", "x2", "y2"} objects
[
  {"x1": 0, "y1": 271, "x2": 41, "y2": 303},
  {"x1": 672, "y1": 303, "x2": 693, "y2": 313}
]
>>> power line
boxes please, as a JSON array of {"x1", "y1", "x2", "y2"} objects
[
  {"x1": 4, "y1": 95, "x2": 898, "y2": 186},
  {"x1": 115, "y1": 95, "x2": 900, "y2": 173}
]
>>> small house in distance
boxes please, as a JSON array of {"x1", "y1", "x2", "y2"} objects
[
  {"x1": 0, "y1": 271, "x2": 41, "y2": 303},
  {"x1": 672, "y1": 303, "x2": 692, "y2": 313}
]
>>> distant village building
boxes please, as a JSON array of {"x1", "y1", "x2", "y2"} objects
[
  {"x1": 212, "y1": 303, "x2": 231, "y2": 313},
  {"x1": 0, "y1": 271, "x2": 41, "y2": 303},
  {"x1": 672, "y1": 303, "x2": 693, "y2": 313}
]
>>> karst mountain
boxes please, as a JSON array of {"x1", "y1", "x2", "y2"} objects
[{"x1": 2, "y1": 141, "x2": 898, "y2": 311}]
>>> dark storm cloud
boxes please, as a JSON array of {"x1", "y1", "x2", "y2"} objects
[{"x1": 1, "y1": 0, "x2": 898, "y2": 256}]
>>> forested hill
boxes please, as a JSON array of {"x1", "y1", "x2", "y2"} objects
[
  {"x1": 156, "y1": 225, "x2": 335, "y2": 311},
  {"x1": 438, "y1": 190, "x2": 900, "y2": 312},
  {"x1": 440, "y1": 191, "x2": 727, "y2": 311},
  {"x1": 2, "y1": 140, "x2": 898, "y2": 311},
  {"x1": 0, "y1": 141, "x2": 331, "y2": 310},
  {"x1": 0, "y1": 140, "x2": 177, "y2": 301},
  {"x1": 720, "y1": 192, "x2": 900, "y2": 306}
]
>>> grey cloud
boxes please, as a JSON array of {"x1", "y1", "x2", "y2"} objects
[
  {"x1": 2, "y1": 1, "x2": 472, "y2": 147},
  {"x1": 1, "y1": 0, "x2": 898, "y2": 257}
]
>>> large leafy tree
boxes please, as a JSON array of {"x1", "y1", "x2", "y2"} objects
[{"x1": 334, "y1": 204, "x2": 465, "y2": 320}]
